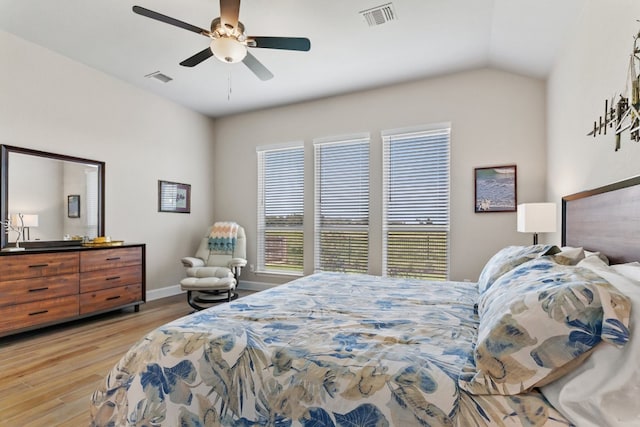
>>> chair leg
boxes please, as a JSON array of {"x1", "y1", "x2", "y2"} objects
[
  {"x1": 187, "y1": 289, "x2": 236, "y2": 310},
  {"x1": 186, "y1": 290, "x2": 205, "y2": 311}
]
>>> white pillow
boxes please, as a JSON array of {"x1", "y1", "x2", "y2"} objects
[
  {"x1": 540, "y1": 256, "x2": 640, "y2": 427},
  {"x1": 611, "y1": 261, "x2": 640, "y2": 281},
  {"x1": 584, "y1": 249, "x2": 610, "y2": 264}
]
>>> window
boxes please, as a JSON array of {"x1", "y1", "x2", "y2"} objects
[
  {"x1": 314, "y1": 135, "x2": 370, "y2": 273},
  {"x1": 257, "y1": 144, "x2": 304, "y2": 274},
  {"x1": 85, "y1": 169, "x2": 98, "y2": 235},
  {"x1": 382, "y1": 125, "x2": 450, "y2": 280}
]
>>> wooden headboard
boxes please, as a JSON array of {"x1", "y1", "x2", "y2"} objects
[{"x1": 562, "y1": 175, "x2": 640, "y2": 264}]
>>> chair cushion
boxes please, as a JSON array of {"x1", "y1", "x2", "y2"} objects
[
  {"x1": 180, "y1": 276, "x2": 236, "y2": 291},
  {"x1": 185, "y1": 266, "x2": 232, "y2": 279}
]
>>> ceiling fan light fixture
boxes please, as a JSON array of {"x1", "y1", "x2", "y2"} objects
[{"x1": 210, "y1": 37, "x2": 247, "y2": 63}]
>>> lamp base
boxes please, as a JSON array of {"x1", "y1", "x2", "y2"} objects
[{"x1": 2, "y1": 246, "x2": 25, "y2": 252}]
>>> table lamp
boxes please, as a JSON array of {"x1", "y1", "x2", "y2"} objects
[{"x1": 517, "y1": 203, "x2": 556, "y2": 244}]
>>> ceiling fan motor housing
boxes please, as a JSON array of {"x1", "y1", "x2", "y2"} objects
[{"x1": 210, "y1": 17, "x2": 245, "y2": 38}]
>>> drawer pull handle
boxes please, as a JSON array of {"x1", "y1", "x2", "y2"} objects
[
  {"x1": 106, "y1": 257, "x2": 121, "y2": 261},
  {"x1": 106, "y1": 276, "x2": 121, "y2": 281},
  {"x1": 28, "y1": 263, "x2": 49, "y2": 268},
  {"x1": 28, "y1": 287, "x2": 49, "y2": 292},
  {"x1": 29, "y1": 310, "x2": 49, "y2": 316},
  {"x1": 106, "y1": 296, "x2": 121, "y2": 301}
]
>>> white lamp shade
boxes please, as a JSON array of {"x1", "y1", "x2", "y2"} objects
[
  {"x1": 22, "y1": 214, "x2": 39, "y2": 227},
  {"x1": 517, "y1": 203, "x2": 556, "y2": 233},
  {"x1": 10, "y1": 213, "x2": 39, "y2": 227}
]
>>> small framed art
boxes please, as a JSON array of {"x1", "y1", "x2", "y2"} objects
[
  {"x1": 67, "y1": 194, "x2": 80, "y2": 218},
  {"x1": 474, "y1": 165, "x2": 517, "y2": 213},
  {"x1": 158, "y1": 180, "x2": 191, "y2": 213}
]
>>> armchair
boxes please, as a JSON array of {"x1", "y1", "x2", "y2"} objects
[{"x1": 180, "y1": 222, "x2": 247, "y2": 310}]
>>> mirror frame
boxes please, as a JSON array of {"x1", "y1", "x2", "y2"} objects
[{"x1": 1, "y1": 144, "x2": 105, "y2": 249}]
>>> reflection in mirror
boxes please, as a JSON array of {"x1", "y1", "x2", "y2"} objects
[{"x1": 1, "y1": 145, "x2": 105, "y2": 249}]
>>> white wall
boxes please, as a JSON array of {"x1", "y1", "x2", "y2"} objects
[
  {"x1": 214, "y1": 68, "x2": 548, "y2": 283},
  {"x1": 8, "y1": 153, "x2": 63, "y2": 242},
  {"x1": 547, "y1": 0, "x2": 640, "y2": 244},
  {"x1": 0, "y1": 30, "x2": 217, "y2": 295}
]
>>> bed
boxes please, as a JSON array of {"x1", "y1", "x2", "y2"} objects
[{"x1": 90, "y1": 177, "x2": 640, "y2": 427}]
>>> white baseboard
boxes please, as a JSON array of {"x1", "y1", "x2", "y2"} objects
[
  {"x1": 145, "y1": 281, "x2": 277, "y2": 301},
  {"x1": 146, "y1": 284, "x2": 183, "y2": 301}
]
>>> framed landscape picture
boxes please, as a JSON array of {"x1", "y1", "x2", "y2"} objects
[
  {"x1": 474, "y1": 165, "x2": 517, "y2": 213},
  {"x1": 67, "y1": 194, "x2": 80, "y2": 218},
  {"x1": 158, "y1": 180, "x2": 191, "y2": 213}
]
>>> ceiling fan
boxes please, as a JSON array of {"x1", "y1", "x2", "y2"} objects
[{"x1": 132, "y1": 0, "x2": 311, "y2": 81}]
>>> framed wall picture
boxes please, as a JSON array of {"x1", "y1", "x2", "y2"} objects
[
  {"x1": 67, "y1": 194, "x2": 80, "y2": 218},
  {"x1": 158, "y1": 180, "x2": 191, "y2": 213},
  {"x1": 474, "y1": 165, "x2": 517, "y2": 212}
]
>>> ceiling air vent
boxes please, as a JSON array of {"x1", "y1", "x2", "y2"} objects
[
  {"x1": 144, "y1": 71, "x2": 173, "y2": 83},
  {"x1": 360, "y1": 2, "x2": 397, "y2": 26}
]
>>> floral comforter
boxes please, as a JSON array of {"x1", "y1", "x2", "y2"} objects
[{"x1": 90, "y1": 272, "x2": 571, "y2": 426}]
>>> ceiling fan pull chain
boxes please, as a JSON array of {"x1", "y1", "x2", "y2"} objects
[{"x1": 228, "y1": 72, "x2": 232, "y2": 101}]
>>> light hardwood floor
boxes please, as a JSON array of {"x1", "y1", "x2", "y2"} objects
[{"x1": 0, "y1": 291, "x2": 253, "y2": 426}]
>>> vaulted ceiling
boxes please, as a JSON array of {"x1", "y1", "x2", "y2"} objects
[{"x1": 0, "y1": 0, "x2": 585, "y2": 117}]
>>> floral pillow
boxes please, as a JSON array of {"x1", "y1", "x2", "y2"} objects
[
  {"x1": 460, "y1": 257, "x2": 631, "y2": 395},
  {"x1": 477, "y1": 245, "x2": 559, "y2": 293},
  {"x1": 541, "y1": 257, "x2": 640, "y2": 425}
]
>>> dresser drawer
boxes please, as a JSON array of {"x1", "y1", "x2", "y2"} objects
[
  {"x1": 0, "y1": 252, "x2": 79, "y2": 281},
  {"x1": 79, "y1": 284, "x2": 142, "y2": 314},
  {"x1": 0, "y1": 274, "x2": 79, "y2": 307},
  {"x1": 0, "y1": 295, "x2": 79, "y2": 335},
  {"x1": 80, "y1": 265, "x2": 142, "y2": 293},
  {"x1": 80, "y1": 247, "x2": 142, "y2": 272}
]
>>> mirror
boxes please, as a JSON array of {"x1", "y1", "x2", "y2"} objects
[{"x1": 1, "y1": 145, "x2": 105, "y2": 249}]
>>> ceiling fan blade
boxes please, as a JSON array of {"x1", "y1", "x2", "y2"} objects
[
  {"x1": 132, "y1": 5, "x2": 210, "y2": 36},
  {"x1": 249, "y1": 36, "x2": 311, "y2": 51},
  {"x1": 219, "y1": 0, "x2": 240, "y2": 31},
  {"x1": 180, "y1": 48, "x2": 214, "y2": 67},
  {"x1": 242, "y1": 52, "x2": 274, "y2": 81}
]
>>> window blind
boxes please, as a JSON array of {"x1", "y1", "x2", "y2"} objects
[
  {"x1": 257, "y1": 144, "x2": 304, "y2": 274},
  {"x1": 314, "y1": 136, "x2": 370, "y2": 273},
  {"x1": 382, "y1": 126, "x2": 450, "y2": 280}
]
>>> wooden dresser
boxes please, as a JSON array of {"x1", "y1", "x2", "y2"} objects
[{"x1": 0, "y1": 244, "x2": 145, "y2": 337}]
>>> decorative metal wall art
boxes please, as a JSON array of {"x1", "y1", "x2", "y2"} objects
[{"x1": 588, "y1": 26, "x2": 640, "y2": 151}]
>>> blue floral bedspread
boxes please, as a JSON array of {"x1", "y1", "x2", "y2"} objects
[{"x1": 90, "y1": 272, "x2": 571, "y2": 426}]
